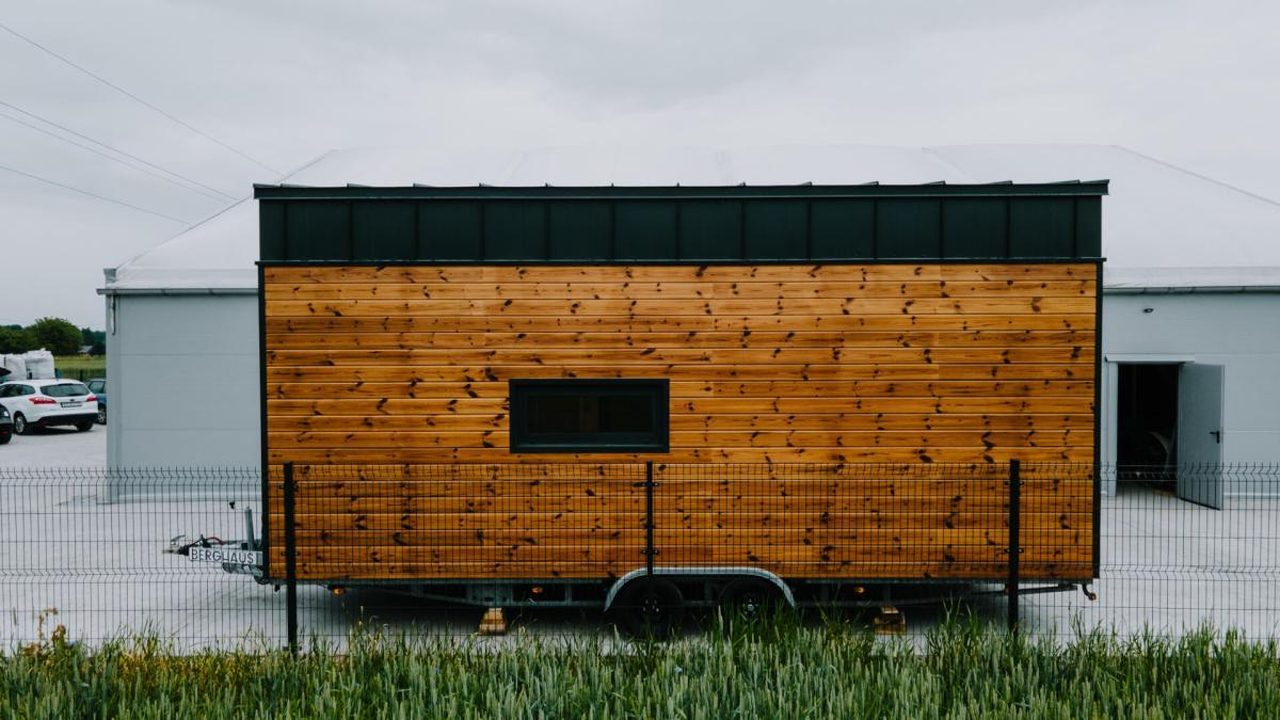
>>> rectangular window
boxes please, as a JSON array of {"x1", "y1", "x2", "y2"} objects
[{"x1": 509, "y1": 379, "x2": 669, "y2": 453}]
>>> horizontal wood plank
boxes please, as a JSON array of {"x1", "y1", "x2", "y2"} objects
[
  {"x1": 265, "y1": 314, "x2": 1095, "y2": 334},
  {"x1": 265, "y1": 296, "x2": 1096, "y2": 318},
  {"x1": 266, "y1": 363, "x2": 1094, "y2": 383},
  {"x1": 269, "y1": 413, "x2": 1093, "y2": 433},
  {"x1": 265, "y1": 279, "x2": 1095, "y2": 301},
  {"x1": 266, "y1": 263, "x2": 1097, "y2": 284},
  {"x1": 265, "y1": 329, "x2": 1094, "y2": 351}
]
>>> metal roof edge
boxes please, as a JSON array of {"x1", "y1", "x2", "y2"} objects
[
  {"x1": 252, "y1": 181, "x2": 1109, "y2": 201},
  {"x1": 97, "y1": 287, "x2": 258, "y2": 297}
]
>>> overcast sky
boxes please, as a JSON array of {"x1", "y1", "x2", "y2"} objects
[{"x1": 2, "y1": 0, "x2": 1277, "y2": 328}]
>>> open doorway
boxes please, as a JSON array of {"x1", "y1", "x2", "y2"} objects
[{"x1": 1115, "y1": 363, "x2": 1180, "y2": 487}]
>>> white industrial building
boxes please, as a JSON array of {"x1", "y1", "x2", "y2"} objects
[{"x1": 101, "y1": 145, "x2": 1280, "y2": 500}]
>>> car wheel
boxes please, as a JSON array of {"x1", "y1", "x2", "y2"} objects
[
  {"x1": 75, "y1": 420, "x2": 94, "y2": 432},
  {"x1": 0, "y1": 431, "x2": 10, "y2": 445},
  {"x1": 12, "y1": 413, "x2": 28, "y2": 435},
  {"x1": 96, "y1": 406, "x2": 107, "y2": 425}
]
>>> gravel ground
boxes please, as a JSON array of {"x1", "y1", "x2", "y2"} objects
[{"x1": 0, "y1": 423, "x2": 106, "y2": 467}]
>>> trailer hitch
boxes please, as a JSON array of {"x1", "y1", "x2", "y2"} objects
[{"x1": 1081, "y1": 583, "x2": 1097, "y2": 601}]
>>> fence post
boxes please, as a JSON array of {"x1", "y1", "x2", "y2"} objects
[
  {"x1": 644, "y1": 461, "x2": 655, "y2": 577},
  {"x1": 283, "y1": 462, "x2": 298, "y2": 656},
  {"x1": 1007, "y1": 459, "x2": 1021, "y2": 633}
]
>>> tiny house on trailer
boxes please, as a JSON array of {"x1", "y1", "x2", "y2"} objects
[{"x1": 255, "y1": 181, "x2": 1104, "y2": 629}]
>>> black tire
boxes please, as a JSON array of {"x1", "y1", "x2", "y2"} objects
[
  {"x1": 75, "y1": 420, "x2": 94, "y2": 432},
  {"x1": 12, "y1": 413, "x2": 28, "y2": 435},
  {"x1": 718, "y1": 578, "x2": 785, "y2": 623},
  {"x1": 96, "y1": 406, "x2": 106, "y2": 425},
  {"x1": 0, "y1": 431, "x2": 10, "y2": 445},
  {"x1": 613, "y1": 578, "x2": 685, "y2": 638}
]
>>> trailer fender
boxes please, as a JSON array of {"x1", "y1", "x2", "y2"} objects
[{"x1": 603, "y1": 567, "x2": 795, "y2": 612}]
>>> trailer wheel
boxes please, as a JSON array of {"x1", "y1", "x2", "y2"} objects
[
  {"x1": 613, "y1": 577, "x2": 684, "y2": 638},
  {"x1": 719, "y1": 577, "x2": 784, "y2": 623}
]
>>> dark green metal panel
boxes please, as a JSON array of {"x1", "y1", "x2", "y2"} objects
[
  {"x1": 942, "y1": 198, "x2": 1007, "y2": 258},
  {"x1": 255, "y1": 182, "x2": 1107, "y2": 264},
  {"x1": 744, "y1": 200, "x2": 807, "y2": 260},
  {"x1": 418, "y1": 201, "x2": 482, "y2": 261},
  {"x1": 877, "y1": 199, "x2": 940, "y2": 259},
  {"x1": 549, "y1": 201, "x2": 610, "y2": 260},
  {"x1": 258, "y1": 201, "x2": 286, "y2": 261},
  {"x1": 614, "y1": 202, "x2": 678, "y2": 260},
  {"x1": 284, "y1": 201, "x2": 349, "y2": 261},
  {"x1": 1011, "y1": 198, "x2": 1074, "y2": 258},
  {"x1": 810, "y1": 199, "x2": 874, "y2": 260},
  {"x1": 1074, "y1": 196, "x2": 1102, "y2": 257},
  {"x1": 680, "y1": 200, "x2": 743, "y2": 260},
  {"x1": 484, "y1": 202, "x2": 546, "y2": 260},
  {"x1": 353, "y1": 201, "x2": 414, "y2": 261}
]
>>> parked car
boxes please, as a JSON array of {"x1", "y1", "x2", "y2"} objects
[
  {"x1": 87, "y1": 378, "x2": 107, "y2": 424},
  {"x1": 0, "y1": 380, "x2": 98, "y2": 434},
  {"x1": 0, "y1": 403, "x2": 11, "y2": 444}
]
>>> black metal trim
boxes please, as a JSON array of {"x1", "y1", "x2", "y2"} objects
[
  {"x1": 1092, "y1": 260, "x2": 1104, "y2": 579},
  {"x1": 256, "y1": 263, "x2": 270, "y2": 577},
  {"x1": 255, "y1": 257, "x2": 1103, "y2": 268},
  {"x1": 508, "y1": 378, "x2": 670, "y2": 454}
]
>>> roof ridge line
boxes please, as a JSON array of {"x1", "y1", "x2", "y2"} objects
[
  {"x1": 1116, "y1": 146, "x2": 1280, "y2": 208},
  {"x1": 919, "y1": 147, "x2": 980, "y2": 183}
]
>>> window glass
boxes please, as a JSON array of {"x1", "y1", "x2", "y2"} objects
[
  {"x1": 510, "y1": 379, "x2": 669, "y2": 453},
  {"x1": 43, "y1": 383, "x2": 89, "y2": 398}
]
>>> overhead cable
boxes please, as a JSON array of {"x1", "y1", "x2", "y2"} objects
[
  {"x1": 0, "y1": 103, "x2": 235, "y2": 202},
  {"x1": 0, "y1": 20, "x2": 280, "y2": 174},
  {"x1": 0, "y1": 161, "x2": 191, "y2": 223}
]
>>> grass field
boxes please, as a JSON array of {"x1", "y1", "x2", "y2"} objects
[
  {"x1": 3, "y1": 618, "x2": 1277, "y2": 719},
  {"x1": 51, "y1": 356, "x2": 105, "y2": 372}
]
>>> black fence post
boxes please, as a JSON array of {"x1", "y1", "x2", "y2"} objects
[
  {"x1": 644, "y1": 461, "x2": 655, "y2": 577},
  {"x1": 283, "y1": 462, "x2": 298, "y2": 656},
  {"x1": 1007, "y1": 459, "x2": 1021, "y2": 633}
]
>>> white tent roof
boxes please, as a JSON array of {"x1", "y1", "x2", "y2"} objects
[{"x1": 105, "y1": 144, "x2": 1280, "y2": 293}]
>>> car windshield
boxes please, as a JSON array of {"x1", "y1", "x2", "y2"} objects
[{"x1": 43, "y1": 383, "x2": 90, "y2": 398}]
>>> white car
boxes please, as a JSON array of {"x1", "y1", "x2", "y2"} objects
[{"x1": 0, "y1": 379, "x2": 99, "y2": 434}]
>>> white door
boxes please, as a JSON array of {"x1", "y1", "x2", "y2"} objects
[{"x1": 1176, "y1": 363, "x2": 1224, "y2": 509}]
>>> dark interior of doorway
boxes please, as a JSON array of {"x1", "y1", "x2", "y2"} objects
[{"x1": 1116, "y1": 363, "x2": 1180, "y2": 486}]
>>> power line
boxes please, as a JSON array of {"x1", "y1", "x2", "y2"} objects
[
  {"x1": 0, "y1": 104, "x2": 235, "y2": 202},
  {"x1": 0, "y1": 20, "x2": 280, "y2": 175},
  {"x1": 0, "y1": 98, "x2": 237, "y2": 199},
  {"x1": 0, "y1": 162, "x2": 191, "y2": 223}
]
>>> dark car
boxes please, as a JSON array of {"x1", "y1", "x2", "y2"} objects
[
  {"x1": 87, "y1": 378, "x2": 107, "y2": 424},
  {"x1": 0, "y1": 403, "x2": 11, "y2": 444}
]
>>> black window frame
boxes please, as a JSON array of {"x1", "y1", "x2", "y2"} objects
[{"x1": 509, "y1": 378, "x2": 670, "y2": 454}]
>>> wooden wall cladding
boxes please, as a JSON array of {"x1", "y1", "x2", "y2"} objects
[
  {"x1": 262, "y1": 262, "x2": 1098, "y2": 583},
  {"x1": 266, "y1": 463, "x2": 1094, "y2": 582},
  {"x1": 263, "y1": 263, "x2": 1097, "y2": 466}
]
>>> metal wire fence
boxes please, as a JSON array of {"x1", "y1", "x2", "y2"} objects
[{"x1": 0, "y1": 463, "x2": 1277, "y2": 652}]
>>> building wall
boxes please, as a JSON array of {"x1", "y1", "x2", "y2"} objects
[
  {"x1": 106, "y1": 294, "x2": 260, "y2": 469},
  {"x1": 263, "y1": 263, "x2": 1098, "y2": 466},
  {"x1": 1100, "y1": 292, "x2": 1280, "y2": 495},
  {"x1": 261, "y1": 262, "x2": 1097, "y2": 583}
]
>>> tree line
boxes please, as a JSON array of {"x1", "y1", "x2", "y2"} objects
[{"x1": 0, "y1": 318, "x2": 105, "y2": 356}]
